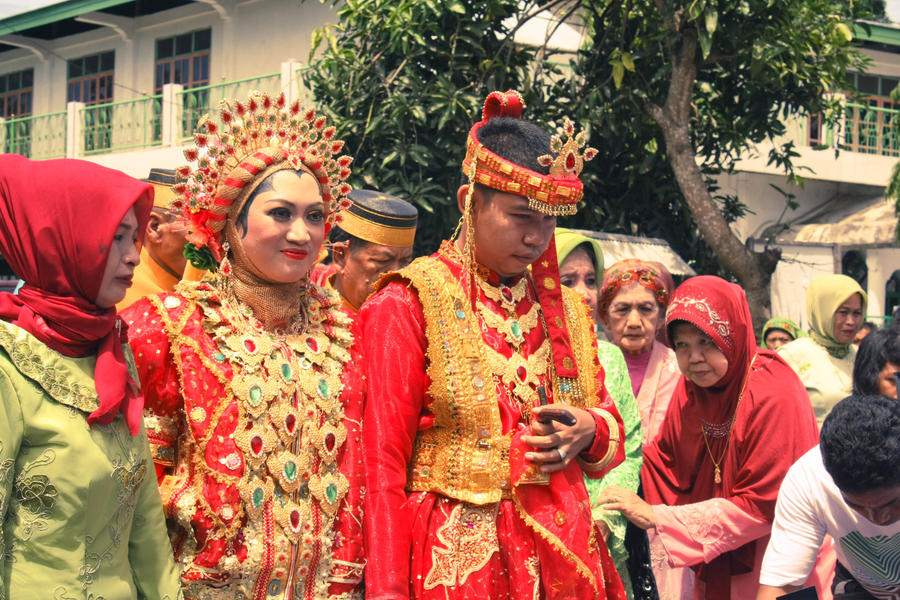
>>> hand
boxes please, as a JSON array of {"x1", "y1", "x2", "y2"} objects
[
  {"x1": 520, "y1": 405, "x2": 595, "y2": 473},
  {"x1": 596, "y1": 519, "x2": 611, "y2": 542},
  {"x1": 594, "y1": 486, "x2": 656, "y2": 531}
]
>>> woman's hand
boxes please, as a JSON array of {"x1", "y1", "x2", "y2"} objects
[
  {"x1": 520, "y1": 405, "x2": 595, "y2": 473},
  {"x1": 594, "y1": 486, "x2": 656, "y2": 531}
]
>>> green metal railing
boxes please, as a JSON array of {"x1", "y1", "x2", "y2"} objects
[
  {"x1": 841, "y1": 101, "x2": 900, "y2": 157},
  {"x1": 79, "y1": 94, "x2": 163, "y2": 155},
  {"x1": 0, "y1": 111, "x2": 66, "y2": 159},
  {"x1": 177, "y1": 72, "x2": 281, "y2": 140}
]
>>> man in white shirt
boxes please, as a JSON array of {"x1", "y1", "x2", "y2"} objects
[{"x1": 756, "y1": 395, "x2": 900, "y2": 599}]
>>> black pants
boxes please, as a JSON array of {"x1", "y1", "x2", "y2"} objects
[{"x1": 832, "y1": 561, "x2": 877, "y2": 600}]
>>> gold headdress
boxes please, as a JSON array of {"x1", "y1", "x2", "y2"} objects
[{"x1": 172, "y1": 91, "x2": 353, "y2": 269}]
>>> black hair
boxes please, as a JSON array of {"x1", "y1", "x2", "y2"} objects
[
  {"x1": 853, "y1": 328, "x2": 900, "y2": 395},
  {"x1": 860, "y1": 322, "x2": 877, "y2": 334},
  {"x1": 328, "y1": 225, "x2": 370, "y2": 260},
  {"x1": 459, "y1": 116, "x2": 552, "y2": 192},
  {"x1": 820, "y1": 395, "x2": 900, "y2": 494},
  {"x1": 235, "y1": 169, "x2": 303, "y2": 235}
]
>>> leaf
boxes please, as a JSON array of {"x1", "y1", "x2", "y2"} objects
[
  {"x1": 698, "y1": 30, "x2": 712, "y2": 60},
  {"x1": 704, "y1": 7, "x2": 718, "y2": 36},
  {"x1": 612, "y1": 62, "x2": 625, "y2": 88},
  {"x1": 621, "y1": 52, "x2": 635, "y2": 72},
  {"x1": 446, "y1": 0, "x2": 466, "y2": 15}
]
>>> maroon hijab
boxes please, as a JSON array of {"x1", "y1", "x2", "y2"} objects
[
  {"x1": 642, "y1": 276, "x2": 818, "y2": 597},
  {"x1": 0, "y1": 154, "x2": 152, "y2": 434}
]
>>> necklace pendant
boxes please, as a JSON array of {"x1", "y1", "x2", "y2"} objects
[
  {"x1": 714, "y1": 466, "x2": 722, "y2": 485},
  {"x1": 510, "y1": 319, "x2": 523, "y2": 341}
]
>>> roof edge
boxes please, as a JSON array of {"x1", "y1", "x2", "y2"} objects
[{"x1": 0, "y1": 0, "x2": 132, "y2": 35}]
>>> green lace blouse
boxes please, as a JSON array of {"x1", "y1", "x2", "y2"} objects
[
  {"x1": 587, "y1": 340, "x2": 644, "y2": 599},
  {"x1": 0, "y1": 320, "x2": 182, "y2": 600}
]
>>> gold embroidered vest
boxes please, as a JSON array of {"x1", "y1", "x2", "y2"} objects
[{"x1": 395, "y1": 255, "x2": 601, "y2": 505}]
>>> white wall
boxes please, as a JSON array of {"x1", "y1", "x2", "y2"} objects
[
  {"x1": 0, "y1": 0, "x2": 337, "y2": 113},
  {"x1": 770, "y1": 244, "x2": 836, "y2": 328}
]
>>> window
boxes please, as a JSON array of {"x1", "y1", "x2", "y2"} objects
[
  {"x1": 1, "y1": 68, "x2": 34, "y2": 156},
  {"x1": 155, "y1": 29, "x2": 211, "y2": 138},
  {"x1": 154, "y1": 28, "x2": 210, "y2": 91},
  {"x1": 68, "y1": 51, "x2": 115, "y2": 152}
]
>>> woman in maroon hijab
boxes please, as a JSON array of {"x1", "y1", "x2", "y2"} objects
[
  {"x1": 0, "y1": 154, "x2": 180, "y2": 598},
  {"x1": 598, "y1": 276, "x2": 819, "y2": 599}
]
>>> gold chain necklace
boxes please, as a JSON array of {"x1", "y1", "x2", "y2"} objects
[{"x1": 701, "y1": 353, "x2": 757, "y2": 485}]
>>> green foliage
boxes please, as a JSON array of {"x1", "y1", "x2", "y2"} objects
[
  {"x1": 304, "y1": 0, "x2": 550, "y2": 255},
  {"x1": 304, "y1": 0, "x2": 874, "y2": 274}
]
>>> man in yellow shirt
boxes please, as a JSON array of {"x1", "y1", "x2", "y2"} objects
[
  {"x1": 117, "y1": 168, "x2": 189, "y2": 310},
  {"x1": 326, "y1": 189, "x2": 418, "y2": 316}
]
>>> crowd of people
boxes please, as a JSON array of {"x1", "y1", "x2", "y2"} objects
[{"x1": 0, "y1": 89, "x2": 897, "y2": 600}]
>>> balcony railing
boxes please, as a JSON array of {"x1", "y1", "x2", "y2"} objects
[
  {"x1": 0, "y1": 111, "x2": 67, "y2": 159},
  {"x1": 807, "y1": 100, "x2": 900, "y2": 157},
  {"x1": 177, "y1": 72, "x2": 281, "y2": 141},
  {"x1": 841, "y1": 101, "x2": 900, "y2": 157},
  {"x1": 79, "y1": 95, "x2": 163, "y2": 155}
]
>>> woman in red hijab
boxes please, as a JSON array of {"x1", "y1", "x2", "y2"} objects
[
  {"x1": 597, "y1": 276, "x2": 819, "y2": 599},
  {"x1": 0, "y1": 154, "x2": 181, "y2": 598}
]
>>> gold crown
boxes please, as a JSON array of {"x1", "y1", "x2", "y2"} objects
[{"x1": 537, "y1": 117, "x2": 597, "y2": 177}]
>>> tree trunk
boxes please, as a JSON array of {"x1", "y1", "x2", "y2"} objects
[{"x1": 645, "y1": 33, "x2": 778, "y2": 333}]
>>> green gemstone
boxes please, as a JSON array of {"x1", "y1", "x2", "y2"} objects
[
  {"x1": 252, "y1": 487, "x2": 264, "y2": 508},
  {"x1": 455, "y1": 310, "x2": 465, "y2": 319},
  {"x1": 318, "y1": 379, "x2": 329, "y2": 398},
  {"x1": 284, "y1": 461, "x2": 297, "y2": 481},
  {"x1": 281, "y1": 363, "x2": 292, "y2": 381},
  {"x1": 510, "y1": 320, "x2": 522, "y2": 339},
  {"x1": 214, "y1": 352, "x2": 225, "y2": 362},
  {"x1": 325, "y1": 482, "x2": 338, "y2": 503},
  {"x1": 248, "y1": 385, "x2": 263, "y2": 406}
]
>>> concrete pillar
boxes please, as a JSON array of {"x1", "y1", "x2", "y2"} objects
[
  {"x1": 66, "y1": 101, "x2": 84, "y2": 158},
  {"x1": 0, "y1": 117, "x2": 6, "y2": 154},
  {"x1": 281, "y1": 60, "x2": 303, "y2": 106},
  {"x1": 162, "y1": 83, "x2": 184, "y2": 146}
]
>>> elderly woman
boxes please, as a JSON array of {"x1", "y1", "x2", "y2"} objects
[
  {"x1": 122, "y1": 93, "x2": 365, "y2": 599},
  {"x1": 761, "y1": 317, "x2": 803, "y2": 351},
  {"x1": 556, "y1": 229, "x2": 645, "y2": 599},
  {"x1": 598, "y1": 276, "x2": 819, "y2": 599},
  {"x1": 0, "y1": 155, "x2": 181, "y2": 598},
  {"x1": 598, "y1": 259, "x2": 679, "y2": 446},
  {"x1": 778, "y1": 273, "x2": 867, "y2": 425}
]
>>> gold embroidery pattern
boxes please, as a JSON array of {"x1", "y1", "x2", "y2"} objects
[
  {"x1": 424, "y1": 503, "x2": 500, "y2": 589},
  {"x1": 150, "y1": 275, "x2": 355, "y2": 597},
  {"x1": 399, "y1": 258, "x2": 509, "y2": 505},
  {"x1": 666, "y1": 296, "x2": 731, "y2": 342},
  {"x1": 477, "y1": 300, "x2": 540, "y2": 349},
  {"x1": 13, "y1": 449, "x2": 58, "y2": 541},
  {"x1": 0, "y1": 321, "x2": 98, "y2": 413}
]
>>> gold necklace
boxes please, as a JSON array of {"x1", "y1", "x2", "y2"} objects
[
  {"x1": 701, "y1": 354, "x2": 757, "y2": 485},
  {"x1": 476, "y1": 301, "x2": 540, "y2": 349}
]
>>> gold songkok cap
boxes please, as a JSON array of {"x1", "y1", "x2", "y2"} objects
[
  {"x1": 144, "y1": 168, "x2": 177, "y2": 209},
  {"x1": 336, "y1": 189, "x2": 418, "y2": 248}
]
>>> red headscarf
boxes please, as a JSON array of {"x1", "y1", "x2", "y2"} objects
[
  {"x1": 642, "y1": 276, "x2": 818, "y2": 598},
  {"x1": 598, "y1": 258, "x2": 675, "y2": 346},
  {"x1": 0, "y1": 154, "x2": 152, "y2": 434}
]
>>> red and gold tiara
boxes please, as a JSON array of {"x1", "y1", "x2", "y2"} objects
[
  {"x1": 171, "y1": 90, "x2": 353, "y2": 267},
  {"x1": 461, "y1": 91, "x2": 597, "y2": 216}
]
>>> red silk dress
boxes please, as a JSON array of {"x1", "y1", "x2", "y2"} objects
[
  {"x1": 360, "y1": 243, "x2": 627, "y2": 600},
  {"x1": 123, "y1": 279, "x2": 365, "y2": 600}
]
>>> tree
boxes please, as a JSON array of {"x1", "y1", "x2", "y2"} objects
[
  {"x1": 304, "y1": 0, "x2": 872, "y2": 330},
  {"x1": 303, "y1": 0, "x2": 567, "y2": 254},
  {"x1": 551, "y1": 0, "x2": 871, "y2": 330}
]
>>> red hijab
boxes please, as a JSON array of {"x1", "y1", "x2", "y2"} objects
[
  {"x1": 0, "y1": 154, "x2": 152, "y2": 434},
  {"x1": 642, "y1": 276, "x2": 818, "y2": 597}
]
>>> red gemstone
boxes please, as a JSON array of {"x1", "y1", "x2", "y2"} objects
[
  {"x1": 324, "y1": 432, "x2": 336, "y2": 452},
  {"x1": 516, "y1": 366, "x2": 527, "y2": 382},
  {"x1": 565, "y1": 152, "x2": 576, "y2": 170},
  {"x1": 290, "y1": 509, "x2": 300, "y2": 529},
  {"x1": 244, "y1": 339, "x2": 256, "y2": 353},
  {"x1": 285, "y1": 414, "x2": 296, "y2": 433},
  {"x1": 250, "y1": 435, "x2": 263, "y2": 455},
  {"x1": 306, "y1": 337, "x2": 318, "y2": 352},
  {"x1": 501, "y1": 287, "x2": 513, "y2": 302}
]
